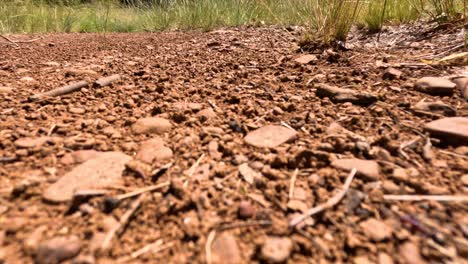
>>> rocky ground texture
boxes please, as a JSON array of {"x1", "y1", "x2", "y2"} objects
[{"x1": 0, "y1": 24, "x2": 467, "y2": 263}]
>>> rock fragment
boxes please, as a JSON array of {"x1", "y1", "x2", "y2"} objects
[
  {"x1": 238, "y1": 163, "x2": 262, "y2": 184},
  {"x1": 14, "y1": 137, "x2": 53, "y2": 149},
  {"x1": 238, "y1": 201, "x2": 255, "y2": 219},
  {"x1": 359, "y1": 218, "x2": 392, "y2": 241},
  {"x1": 399, "y1": 242, "x2": 426, "y2": 264},
  {"x1": 415, "y1": 77, "x2": 456, "y2": 96},
  {"x1": 197, "y1": 108, "x2": 217, "y2": 122},
  {"x1": 261, "y1": 237, "x2": 293, "y2": 263},
  {"x1": 135, "y1": 138, "x2": 173, "y2": 164},
  {"x1": 412, "y1": 100, "x2": 456, "y2": 116},
  {"x1": 244, "y1": 125, "x2": 297, "y2": 148},
  {"x1": 383, "y1": 68, "x2": 402, "y2": 80},
  {"x1": 451, "y1": 76, "x2": 468, "y2": 100},
  {"x1": 332, "y1": 158, "x2": 380, "y2": 180},
  {"x1": 378, "y1": 252, "x2": 394, "y2": 264},
  {"x1": 60, "y1": 150, "x2": 100, "y2": 165},
  {"x1": 211, "y1": 233, "x2": 242, "y2": 264},
  {"x1": 0, "y1": 86, "x2": 13, "y2": 94},
  {"x1": 131, "y1": 117, "x2": 172, "y2": 135},
  {"x1": 315, "y1": 84, "x2": 377, "y2": 106},
  {"x1": 35, "y1": 236, "x2": 81, "y2": 264},
  {"x1": 43, "y1": 152, "x2": 131, "y2": 202},
  {"x1": 294, "y1": 54, "x2": 317, "y2": 64},
  {"x1": 424, "y1": 117, "x2": 468, "y2": 145},
  {"x1": 69, "y1": 107, "x2": 86, "y2": 114}
]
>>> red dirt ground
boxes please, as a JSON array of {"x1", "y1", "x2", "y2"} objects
[{"x1": 0, "y1": 25, "x2": 467, "y2": 263}]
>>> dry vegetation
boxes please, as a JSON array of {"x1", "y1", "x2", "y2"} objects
[{"x1": 0, "y1": 0, "x2": 465, "y2": 43}]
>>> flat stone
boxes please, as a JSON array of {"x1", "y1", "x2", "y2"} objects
[
  {"x1": 359, "y1": 218, "x2": 392, "y2": 241},
  {"x1": 35, "y1": 236, "x2": 81, "y2": 264},
  {"x1": 244, "y1": 125, "x2": 297, "y2": 148},
  {"x1": 455, "y1": 146, "x2": 468, "y2": 155},
  {"x1": 197, "y1": 108, "x2": 217, "y2": 121},
  {"x1": 60, "y1": 150, "x2": 101, "y2": 165},
  {"x1": 43, "y1": 152, "x2": 131, "y2": 202},
  {"x1": 135, "y1": 138, "x2": 173, "y2": 164},
  {"x1": 332, "y1": 158, "x2": 380, "y2": 180},
  {"x1": 451, "y1": 76, "x2": 468, "y2": 100},
  {"x1": 353, "y1": 256, "x2": 373, "y2": 264},
  {"x1": 208, "y1": 141, "x2": 222, "y2": 160},
  {"x1": 415, "y1": 77, "x2": 456, "y2": 96},
  {"x1": 211, "y1": 233, "x2": 242, "y2": 264},
  {"x1": 462, "y1": 174, "x2": 468, "y2": 185},
  {"x1": 316, "y1": 83, "x2": 377, "y2": 106},
  {"x1": 14, "y1": 137, "x2": 53, "y2": 148},
  {"x1": 21, "y1": 76, "x2": 35, "y2": 82},
  {"x1": 412, "y1": 101, "x2": 456, "y2": 116},
  {"x1": 294, "y1": 54, "x2": 317, "y2": 64},
  {"x1": 203, "y1": 126, "x2": 224, "y2": 135},
  {"x1": 0, "y1": 86, "x2": 13, "y2": 94},
  {"x1": 378, "y1": 252, "x2": 394, "y2": 264},
  {"x1": 383, "y1": 68, "x2": 402, "y2": 80},
  {"x1": 261, "y1": 237, "x2": 293, "y2": 263},
  {"x1": 238, "y1": 163, "x2": 261, "y2": 184},
  {"x1": 131, "y1": 117, "x2": 172, "y2": 135},
  {"x1": 69, "y1": 107, "x2": 86, "y2": 114},
  {"x1": 399, "y1": 242, "x2": 426, "y2": 264},
  {"x1": 287, "y1": 200, "x2": 308, "y2": 213},
  {"x1": 424, "y1": 117, "x2": 468, "y2": 145},
  {"x1": 71, "y1": 255, "x2": 95, "y2": 264}
]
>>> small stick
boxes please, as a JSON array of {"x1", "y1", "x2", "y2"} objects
[
  {"x1": 383, "y1": 194, "x2": 468, "y2": 202},
  {"x1": 289, "y1": 169, "x2": 299, "y2": 200},
  {"x1": 247, "y1": 193, "x2": 271, "y2": 208},
  {"x1": 207, "y1": 100, "x2": 218, "y2": 110},
  {"x1": 47, "y1": 123, "x2": 56, "y2": 136},
  {"x1": 1, "y1": 108, "x2": 14, "y2": 115},
  {"x1": 289, "y1": 168, "x2": 357, "y2": 228},
  {"x1": 94, "y1": 74, "x2": 121, "y2": 88},
  {"x1": 217, "y1": 220, "x2": 272, "y2": 231},
  {"x1": 117, "y1": 239, "x2": 164, "y2": 262},
  {"x1": 438, "y1": 150, "x2": 467, "y2": 159},
  {"x1": 183, "y1": 154, "x2": 205, "y2": 188},
  {"x1": 13, "y1": 36, "x2": 43, "y2": 43},
  {"x1": 0, "y1": 34, "x2": 19, "y2": 47},
  {"x1": 29, "y1": 81, "x2": 88, "y2": 101},
  {"x1": 280, "y1": 121, "x2": 295, "y2": 131},
  {"x1": 0, "y1": 156, "x2": 17, "y2": 163},
  {"x1": 116, "y1": 182, "x2": 169, "y2": 201},
  {"x1": 101, "y1": 194, "x2": 145, "y2": 250},
  {"x1": 205, "y1": 230, "x2": 216, "y2": 264}
]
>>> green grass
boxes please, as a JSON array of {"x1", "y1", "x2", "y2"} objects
[{"x1": 0, "y1": 0, "x2": 465, "y2": 42}]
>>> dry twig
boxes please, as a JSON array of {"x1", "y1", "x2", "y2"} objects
[
  {"x1": 101, "y1": 194, "x2": 145, "y2": 250},
  {"x1": 218, "y1": 220, "x2": 272, "y2": 231},
  {"x1": 0, "y1": 34, "x2": 19, "y2": 47},
  {"x1": 280, "y1": 121, "x2": 295, "y2": 131},
  {"x1": 94, "y1": 74, "x2": 121, "y2": 88},
  {"x1": 289, "y1": 169, "x2": 299, "y2": 200},
  {"x1": 116, "y1": 181, "x2": 170, "y2": 201},
  {"x1": 289, "y1": 168, "x2": 357, "y2": 228},
  {"x1": 183, "y1": 153, "x2": 205, "y2": 187},
  {"x1": 29, "y1": 81, "x2": 88, "y2": 101},
  {"x1": 117, "y1": 239, "x2": 174, "y2": 263},
  {"x1": 205, "y1": 230, "x2": 216, "y2": 264},
  {"x1": 383, "y1": 194, "x2": 468, "y2": 202}
]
